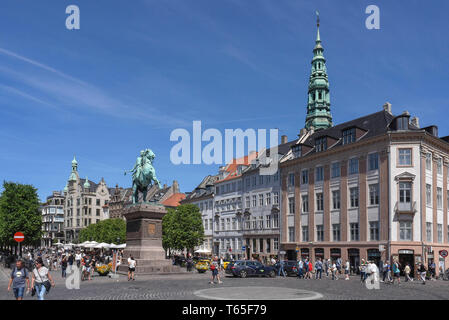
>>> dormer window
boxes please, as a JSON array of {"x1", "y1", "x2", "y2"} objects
[
  {"x1": 397, "y1": 117, "x2": 409, "y2": 130},
  {"x1": 342, "y1": 128, "x2": 356, "y2": 145},
  {"x1": 292, "y1": 145, "x2": 301, "y2": 158},
  {"x1": 315, "y1": 137, "x2": 327, "y2": 152}
]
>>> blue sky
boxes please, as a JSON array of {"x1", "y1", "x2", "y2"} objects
[{"x1": 0, "y1": 0, "x2": 448, "y2": 201}]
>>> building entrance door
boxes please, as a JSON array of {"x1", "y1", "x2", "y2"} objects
[
  {"x1": 348, "y1": 249, "x2": 360, "y2": 274},
  {"x1": 287, "y1": 250, "x2": 297, "y2": 261},
  {"x1": 398, "y1": 253, "x2": 414, "y2": 277}
]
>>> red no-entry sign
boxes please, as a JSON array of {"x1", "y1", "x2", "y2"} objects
[{"x1": 14, "y1": 232, "x2": 24, "y2": 243}]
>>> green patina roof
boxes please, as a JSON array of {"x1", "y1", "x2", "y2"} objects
[{"x1": 83, "y1": 176, "x2": 90, "y2": 188}]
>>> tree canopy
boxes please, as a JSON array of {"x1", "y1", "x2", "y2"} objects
[
  {"x1": 162, "y1": 204, "x2": 204, "y2": 252},
  {"x1": 79, "y1": 218, "x2": 126, "y2": 244},
  {"x1": 0, "y1": 181, "x2": 42, "y2": 246}
]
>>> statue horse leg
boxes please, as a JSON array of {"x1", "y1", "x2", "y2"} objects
[
  {"x1": 142, "y1": 186, "x2": 147, "y2": 203},
  {"x1": 132, "y1": 181, "x2": 138, "y2": 204}
]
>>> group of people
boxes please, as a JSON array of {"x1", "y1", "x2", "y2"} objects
[
  {"x1": 7, "y1": 258, "x2": 55, "y2": 300},
  {"x1": 274, "y1": 257, "x2": 351, "y2": 281}
]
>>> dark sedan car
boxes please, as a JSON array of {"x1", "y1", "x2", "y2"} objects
[
  {"x1": 228, "y1": 260, "x2": 276, "y2": 278},
  {"x1": 275, "y1": 260, "x2": 298, "y2": 276}
]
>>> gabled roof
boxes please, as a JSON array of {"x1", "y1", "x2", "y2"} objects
[{"x1": 162, "y1": 193, "x2": 186, "y2": 207}]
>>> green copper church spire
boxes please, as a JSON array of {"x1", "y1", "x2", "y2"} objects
[{"x1": 305, "y1": 11, "x2": 333, "y2": 131}]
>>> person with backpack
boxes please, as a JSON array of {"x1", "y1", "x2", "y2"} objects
[
  {"x1": 7, "y1": 259, "x2": 30, "y2": 301},
  {"x1": 31, "y1": 258, "x2": 55, "y2": 300},
  {"x1": 209, "y1": 256, "x2": 221, "y2": 284},
  {"x1": 392, "y1": 260, "x2": 401, "y2": 284},
  {"x1": 128, "y1": 255, "x2": 136, "y2": 281}
]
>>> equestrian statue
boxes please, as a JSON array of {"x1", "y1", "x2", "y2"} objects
[{"x1": 125, "y1": 149, "x2": 161, "y2": 204}]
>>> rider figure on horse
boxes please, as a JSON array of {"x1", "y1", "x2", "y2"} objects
[{"x1": 125, "y1": 149, "x2": 161, "y2": 203}]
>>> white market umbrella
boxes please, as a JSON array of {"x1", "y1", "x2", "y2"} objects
[
  {"x1": 54, "y1": 241, "x2": 64, "y2": 247},
  {"x1": 110, "y1": 243, "x2": 126, "y2": 249},
  {"x1": 94, "y1": 242, "x2": 111, "y2": 249},
  {"x1": 84, "y1": 241, "x2": 99, "y2": 248},
  {"x1": 194, "y1": 248, "x2": 211, "y2": 254}
]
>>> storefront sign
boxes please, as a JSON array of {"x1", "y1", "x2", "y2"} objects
[{"x1": 398, "y1": 250, "x2": 414, "y2": 255}]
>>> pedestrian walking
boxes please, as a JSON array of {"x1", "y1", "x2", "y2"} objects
[
  {"x1": 127, "y1": 255, "x2": 136, "y2": 281},
  {"x1": 344, "y1": 260, "x2": 350, "y2": 280},
  {"x1": 404, "y1": 264, "x2": 413, "y2": 282},
  {"x1": 278, "y1": 259, "x2": 286, "y2": 277},
  {"x1": 392, "y1": 260, "x2": 401, "y2": 285},
  {"x1": 31, "y1": 258, "x2": 55, "y2": 300},
  {"x1": 209, "y1": 256, "x2": 222, "y2": 284},
  {"x1": 7, "y1": 259, "x2": 30, "y2": 301},
  {"x1": 331, "y1": 261, "x2": 338, "y2": 280},
  {"x1": 418, "y1": 263, "x2": 427, "y2": 285},
  {"x1": 75, "y1": 251, "x2": 82, "y2": 268},
  {"x1": 297, "y1": 259, "x2": 304, "y2": 279},
  {"x1": 61, "y1": 255, "x2": 68, "y2": 278},
  {"x1": 315, "y1": 258, "x2": 323, "y2": 279},
  {"x1": 360, "y1": 259, "x2": 367, "y2": 283}
]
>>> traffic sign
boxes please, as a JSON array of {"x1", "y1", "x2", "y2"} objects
[
  {"x1": 242, "y1": 246, "x2": 246, "y2": 250},
  {"x1": 440, "y1": 250, "x2": 448, "y2": 258},
  {"x1": 14, "y1": 232, "x2": 24, "y2": 243}
]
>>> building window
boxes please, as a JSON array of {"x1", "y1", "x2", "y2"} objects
[
  {"x1": 252, "y1": 195, "x2": 257, "y2": 207},
  {"x1": 302, "y1": 226, "x2": 309, "y2": 242},
  {"x1": 332, "y1": 190, "x2": 340, "y2": 210},
  {"x1": 274, "y1": 238, "x2": 279, "y2": 251},
  {"x1": 316, "y1": 225, "x2": 324, "y2": 242},
  {"x1": 315, "y1": 137, "x2": 327, "y2": 152},
  {"x1": 301, "y1": 170, "x2": 309, "y2": 184},
  {"x1": 438, "y1": 224, "x2": 443, "y2": 243},
  {"x1": 426, "y1": 153, "x2": 432, "y2": 171},
  {"x1": 332, "y1": 224, "x2": 340, "y2": 241},
  {"x1": 437, "y1": 187, "x2": 443, "y2": 209},
  {"x1": 245, "y1": 196, "x2": 250, "y2": 208},
  {"x1": 349, "y1": 158, "x2": 359, "y2": 175},
  {"x1": 272, "y1": 213, "x2": 279, "y2": 228},
  {"x1": 288, "y1": 227, "x2": 295, "y2": 242},
  {"x1": 399, "y1": 221, "x2": 412, "y2": 241},
  {"x1": 368, "y1": 153, "x2": 379, "y2": 171},
  {"x1": 350, "y1": 187, "x2": 359, "y2": 208},
  {"x1": 288, "y1": 173, "x2": 295, "y2": 187},
  {"x1": 426, "y1": 222, "x2": 432, "y2": 242},
  {"x1": 273, "y1": 192, "x2": 279, "y2": 205},
  {"x1": 396, "y1": 116, "x2": 409, "y2": 130},
  {"x1": 350, "y1": 223, "x2": 359, "y2": 241},
  {"x1": 96, "y1": 209, "x2": 100, "y2": 216},
  {"x1": 426, "y1": 184, "x2": 432, "y2": 206},
  {"x1": 342, "y1": 128, "x2": 356, "y2": 145},
  {"x1": 369, "y1": 184, "x2": 379, "y2": 205},
  {"x1": 292, "y1": 145, "x2": 301, "y2": 158},
  {"x1": 266, "y1": 193, "x2": 271, "y2": 205},
  {"x1": 302, "y1": 195, "x2": 309, "y2": 213},
  {"x1": 288, "y1": 197, "x2": 295, "y2": 214},
  {"x1": 369, "y1": 221, "x2": 379, "y2": 241},
  {"x1": 398, "y1": 148, "x2": 412, "y2": 166},
  {"x1": 265, "y1": 215, "x2": 271, "y2": 229},
  {"x1": 259, "y1": 194, "x2": 264, "y2": 206},
  {"x1": 96, "y1": 199, "x2": 100, "y2": 206},
  {"x1": 399, "y1": 182, "x2": 412, "y2": 209},
  {"x1": 437, "y1": 158, "x2": 443, "y2": 175},
  {"x1": 331, "y1": 162, "x2": 340, "y2": 178},
  {"x1": 316, "y1": 193, "x2": 324, "y2": 211},
  {"x1": 316, "y1": 166, "x2": 324, "y2": 181}
]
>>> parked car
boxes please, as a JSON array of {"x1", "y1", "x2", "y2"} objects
[
  {"x1": 275, "y1": 260, "x2": 298, "y2": 276},
  {"x1": 229, "y1": 260, "x2": 276, "y2": 278}
]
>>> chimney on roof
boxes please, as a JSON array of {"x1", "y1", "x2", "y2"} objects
[
  {"x1": 411, "y1": 116, "x2": 420, "y2": 128},
  {"x1": 281, "y1": 135, "x2": 288, "y2": 144},
  {"x1": 383, "y1": 102, "x2": 392, "y2": 114},
  {"x1": 299, "y1": 128, "x2": 307, "y2": 138},
  {"x1": 163, "y1": 183, "x2": 167, "y2": 189},
  {"x1": 172, "y1": 180, "x2": 179, "y2": 193}
]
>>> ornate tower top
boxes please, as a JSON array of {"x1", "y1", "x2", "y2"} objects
[
  {"x1": 68, "y1": 156, "x2": 79, "y2": 182},
  {"x1": 83, "y1": 176, "x2": 90, "y2": 189},
  {"x1": 305, "y1": 11, "x2": 333, "y2": 131}
]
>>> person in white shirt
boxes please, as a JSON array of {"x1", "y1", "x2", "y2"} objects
[
  {"x1": 128, "y1": 256, "x2": 137, "y2": 281},
  {"x1": 344, "y1": 260, "x2": 350, "y2": 280}
]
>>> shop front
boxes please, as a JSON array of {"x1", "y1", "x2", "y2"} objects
[
  {"x1": 367, "y1": 249, "x2": 381, "y2": 268},
  {"x1": 315, "y1": 248, "x2": 324, "y2": 261},
  {"x1": 301, "y1": 248, "x2": 310, "y2": 261},
  {"x1": 330, "y1": 248, "x2": 341, "y2": 262},
  {"x1": 398, "y1": 249, "x2": 415, "y2": 277}
]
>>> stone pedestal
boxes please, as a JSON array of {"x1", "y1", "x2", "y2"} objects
[{"x1": 118, "y1": 203, "x2": 183, "y2": 274}]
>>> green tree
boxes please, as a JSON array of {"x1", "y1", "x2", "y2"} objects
[
  {"x1": 79, "y1": 218, "x2": 126, "y2": 244},
  {"x1": 162, "y1": 204, "x2": 204, "y2": 253},
  {"x1": 0, "y1": 181, "x2": 42, "y2": 248}
]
